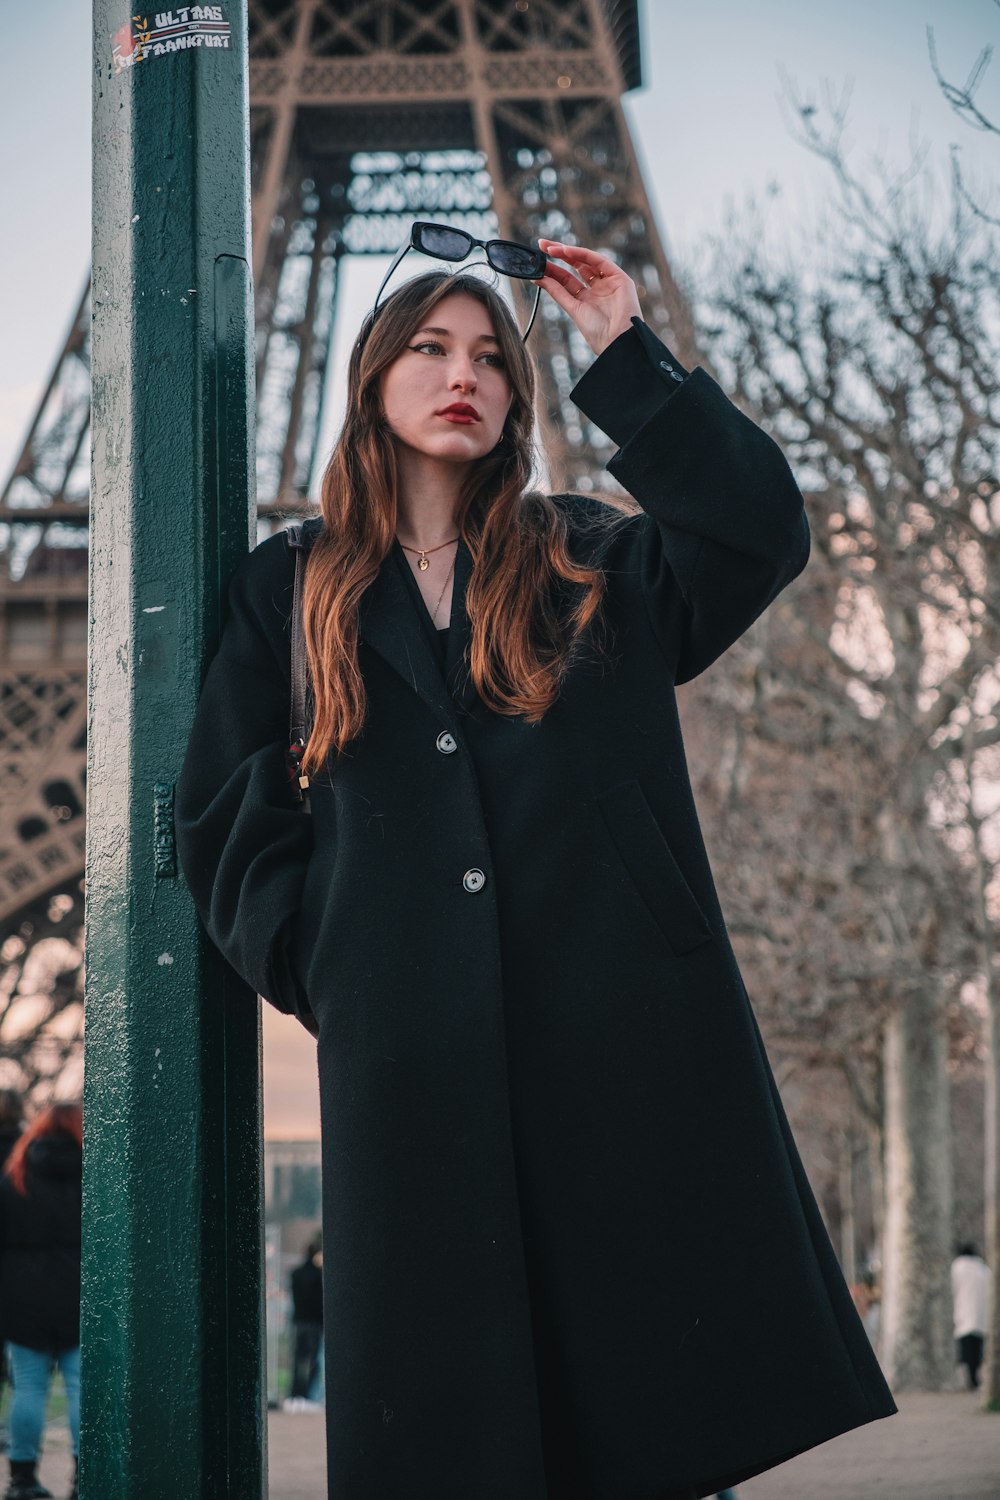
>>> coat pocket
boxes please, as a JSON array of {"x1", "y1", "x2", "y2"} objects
[{"x1": 597, "y1": 779, "x2": 713, "y2": 956}]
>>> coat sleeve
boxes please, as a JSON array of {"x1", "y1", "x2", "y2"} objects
[
  {"x1": 571, "y1": 319, "x2": 810, "y2": 684},
  {"x1": 175, "y1": 532, "x2": 314, "y2": 1024}
]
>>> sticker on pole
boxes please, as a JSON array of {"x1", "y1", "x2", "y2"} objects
[{"x1": 112, "y1": 7, "x2": 232, "y2": 73}]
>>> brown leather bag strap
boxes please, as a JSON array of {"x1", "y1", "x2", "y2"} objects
[{"x1": 285, "y1": 524, "x2": 311, "y2": 812}]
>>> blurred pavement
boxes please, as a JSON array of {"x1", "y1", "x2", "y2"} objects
[{"x1": 31, "y1": 1387, "x2": 999, "y2": 1498}]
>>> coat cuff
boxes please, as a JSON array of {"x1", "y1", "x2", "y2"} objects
[{"x1": 570, "y1": 317, "x2": 690, "y2": 447}]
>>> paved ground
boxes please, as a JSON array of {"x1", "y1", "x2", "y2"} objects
[
  {"x1": 737, "y1": 1390, "x2": 1000, "y2": 1499},
  {"x1": 28, "y1": 1389, "x2": 1000, "y2": 1497},
  {"x1": 263, "y1": 1390, "x2": 1000, "y2": 1499}
]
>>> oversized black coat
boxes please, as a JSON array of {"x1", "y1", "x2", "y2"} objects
[
  {"x1": 0, "y1": 1136, "x2": 82, "y2": 1352},
  {"x1": 177, "y1": 322, "x2": 895, "y2": 1499}
]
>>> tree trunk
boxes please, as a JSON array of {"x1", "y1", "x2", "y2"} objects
[
  {"x1": 964, "y1": 731, "x2": 1000, "y2": 1409},
  {"x1": 840, "y1": 1058, "x2": 885, "y2": 1282},
  {"x1": 840, "y1": 1127, "x2": 857, "y2": 1286},
  {"x1": 868, "y1": 1115, "x2": 885, "y2": 1280},
  {"x1": 983, "y1": 982, "x2": 1000, "y2": 1408},
  {"x1": 880, "y1": 993, "x2": 955, "y2": 1389}
]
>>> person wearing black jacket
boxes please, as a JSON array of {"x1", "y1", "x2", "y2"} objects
[
  {"x1": 289, "y1": 1240, "x2": 324, "y2": 1404},
  {"x1": 0, "y1": 1092, "x2": 25, "y2": 1460},
  {"x1": 177, "y1": 236, "x2": 895, "y2": 1499},
  {"x1": 0, "y1": 1104, "x2": 82, "y2": 1500}
]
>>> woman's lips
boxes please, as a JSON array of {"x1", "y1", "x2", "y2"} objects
[{"x1": 438, "y1": 404, "x2": 481, "y2": 423}]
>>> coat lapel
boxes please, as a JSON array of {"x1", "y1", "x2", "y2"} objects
[
  {"x1": 359, "y1": 542, "x2": 467, "y2": 731},
  {"x1": 444, "y1": 537, "x2": 480, "y2": 715}
]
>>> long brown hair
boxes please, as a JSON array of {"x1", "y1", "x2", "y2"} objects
[
  {"x1": 301, "y1": 269, "x2": 617, "y2": 773},
  {"x1": 4, "y1": 1102, "x2": 82, "y2": 1196}
]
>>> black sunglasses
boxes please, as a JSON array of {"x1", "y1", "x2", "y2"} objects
[{"x1": 372, "y1": 221, "x2": 548, "y2": 341}]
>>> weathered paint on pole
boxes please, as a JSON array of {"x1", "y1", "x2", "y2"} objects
[{"x1": 86, "y1": 4, "x2": 265, "y2": 1496}]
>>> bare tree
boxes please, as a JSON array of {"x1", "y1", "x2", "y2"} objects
[
  {"x1": 928, "y1": 3, "x2": 1000, "y2": 225},
  {"x1": 684, "y1": 91, "x2": 999, "y2": 1391},
  {"x1": 951, "y1": 729, "x2": 1000, "y2": 1406},
  {"x1": 0, "y1": 884, "x2": 84, "y2": 1106}
]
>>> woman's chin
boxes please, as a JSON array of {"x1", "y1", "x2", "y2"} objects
[{"x1": 400, "y1": 434, "x2": 496, "y2": 466}]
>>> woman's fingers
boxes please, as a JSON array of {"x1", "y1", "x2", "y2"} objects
[
  {"x1": 533, "y1": 238, "x2": 642, "y2": 355},
  {"x1": 539, "y1": 239, "x2": 618, "y2": 282},
  {"x1": 535, "y1": 251, "x2": 619, "y2": 305},
  {"x1": 537, "y1": 240, "x2": 630, "y2": 305},
  {"x1": 532, "y1": 253, "x2": 592, "y2": 317},
  {"x1": 537, "y1": 259, "x2": 587, "y2": 295},
  {"x1": 531, "y1": 273, "x2": 583, "y2": 324}
]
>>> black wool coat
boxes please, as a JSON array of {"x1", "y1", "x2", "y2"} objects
[
  {"x1": 177, "y1": 322, "x2": 895, "y2": 1500},
  {"x1": 0, "y1": 1136, "x2": 82, "y2": 1352}
]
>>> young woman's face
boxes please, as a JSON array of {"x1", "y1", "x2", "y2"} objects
[{"x1": 378, "y1": 292, "x2": 513, "y2": 466}]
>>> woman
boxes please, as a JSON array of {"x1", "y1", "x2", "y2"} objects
[
  {"x1": 0, "y1": 1090, "x2": 25, "y2": 1460},
  {"x1": 0, "y1": 1104, "x2": 82, "y2": 1500},
  {"x1": 177, "y1": 235, "x2": 895, "y2": 1499}
]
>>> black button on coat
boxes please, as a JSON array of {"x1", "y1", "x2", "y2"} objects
[
  {"x1": 0, "y1": 1136, "x2": 82, "y2": 1352},
  {"x1": 177, "y1": 327, "x2": 895, "y2": 1499}
]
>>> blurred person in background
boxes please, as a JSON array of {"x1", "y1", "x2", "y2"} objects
[
  {"x1": 287, "y1": 1237, "x2": 324, "y2": 1411},
  {"x1": 0, "y1": 1093, "x2": 26, "y2": 1458},
  {"x1": 0, "y1": 1104, "x2": 82, "y2": 1500},
  {"x1": 951, "y1": 1242, "x2": 991, "y2": 1391}
]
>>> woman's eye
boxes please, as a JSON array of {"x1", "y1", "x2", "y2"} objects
[
  {"x1": 409, "y1": 341, "x2": 444, "y2": 356},
  {"x1": 479, "y1": 352, "x2": 506, "y2": 369}
]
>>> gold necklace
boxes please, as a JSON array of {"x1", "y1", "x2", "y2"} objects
[
  {"x1": 431, "y1": 555, "x2": 456, "y2": 627},
  {"x1": 397, "y1": 536, "x2": 459, "y2": 572}
]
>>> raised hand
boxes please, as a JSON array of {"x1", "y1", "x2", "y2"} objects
[{"x1": 534, "y1": 240, "x2": 643, "y2": 357}]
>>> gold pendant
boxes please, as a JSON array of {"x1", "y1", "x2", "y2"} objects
[{"x1": 418, "y1": 556, "x2": 429, "y2": 571}]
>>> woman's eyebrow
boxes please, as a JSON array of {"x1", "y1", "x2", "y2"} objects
[{"x1": 413, "y1": 326, "x2": 500, "y2": 344}]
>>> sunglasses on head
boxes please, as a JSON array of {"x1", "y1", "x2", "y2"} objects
[{"x1": 372, "y1": 221, "x2": 549, "y2": 341}]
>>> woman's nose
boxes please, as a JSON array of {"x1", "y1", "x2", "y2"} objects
[{"x1": 449, "y1": 360, "x2": 477, "y2": 392}]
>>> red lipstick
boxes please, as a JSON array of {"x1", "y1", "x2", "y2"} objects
[{"x1": 438, "y1": 403, "x2": 480, "y2": 423}]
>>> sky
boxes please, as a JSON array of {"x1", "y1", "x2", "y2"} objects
[{"x1": 1, "y1": 0, "x2": 997, "y2": 1135}]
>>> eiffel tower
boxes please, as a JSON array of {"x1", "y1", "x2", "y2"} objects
[{"x1": 0, "y1": 0, "x2": 694, "y2": 1045}]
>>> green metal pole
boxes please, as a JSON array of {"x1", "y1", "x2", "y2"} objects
[{"x1": 85, "y1": 5, "x2": 265, "y2": 1496}]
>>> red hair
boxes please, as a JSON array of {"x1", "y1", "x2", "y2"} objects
[{"x1": 4, "y1": 1102, "x2": 82, "y2": 1196}]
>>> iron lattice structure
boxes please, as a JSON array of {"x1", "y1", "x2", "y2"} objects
[{"x1": 1, "y1": 0, "x2": 694, "y2": 972}]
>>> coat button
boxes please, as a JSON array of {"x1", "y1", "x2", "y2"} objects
[
  {"x1": 462, "y1": 868, "x2": 486, "y2": 893},
  {"x1": 436, "y1": 731, "x2": 458, "y2": 755},
  {"x1": 659, "y1": 359, "x2": 684, "y2": 383}
]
